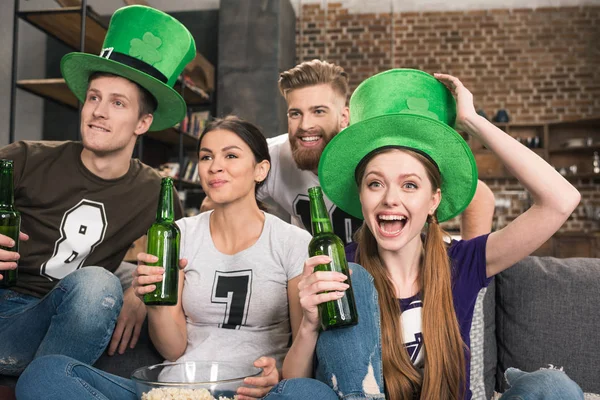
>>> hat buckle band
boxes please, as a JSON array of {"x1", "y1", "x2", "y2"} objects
[{"x1": 100, "y1": 47, "x2": 114, "y2": 59}]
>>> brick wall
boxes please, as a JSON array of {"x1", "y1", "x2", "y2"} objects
[
  {"x1": 297, "y1": 3, "x2": 600, "y2": 233},
  {"x1": 480, "y1": 177, "x2": 600, "y2": 233},
  {"x1": 297, "y1": 3, "x2": 600, "y2": 123}
]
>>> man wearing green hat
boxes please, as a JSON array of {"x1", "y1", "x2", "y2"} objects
[
  {"x1": 258, "y1": 59, "x2": 495, "y2": 246},
  {"x1": 0, "y1": 5, "x2": 194, "y2": 376}
]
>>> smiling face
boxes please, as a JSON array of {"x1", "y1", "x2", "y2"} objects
[
  {"x1": 358, "y1": 149, "x2": 441, "y2": 253},
  {"x1": 286, "y1": 84, "x2": 349, "y2": 172},
  {"x1": 80, "y1": 75, "x2": 152, "y2": 157},
  {"x1": 198, "y1": 129, "x2": 270, "y2": 206}
]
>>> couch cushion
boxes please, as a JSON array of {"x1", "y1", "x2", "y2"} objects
[
  {"x1": 469, "y1": 287, "x2": 487, "y2": 399},
  {"x1": 469, "y1": 279, "x2": 497, "y2": 400},
  {"x1": 483, "y1": 280, "x2": 497, "y2": 400},
  {"x1": 495, "y1": 256, "x2": 600, "y2": 394}
]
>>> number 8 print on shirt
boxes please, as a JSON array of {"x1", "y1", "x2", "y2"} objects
[{"x1": 40, "y1": 199, "x2": 107, "y2": 280}]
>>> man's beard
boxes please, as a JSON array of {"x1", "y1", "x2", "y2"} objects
[{"x1": 290, "y1": 127, "x2": 338, "y2": 171}]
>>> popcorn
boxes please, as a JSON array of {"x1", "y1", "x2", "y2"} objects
[{"x1": 141, "y1": 387, "x2": 236, "y2": 400}]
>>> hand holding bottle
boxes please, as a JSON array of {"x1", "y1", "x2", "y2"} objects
[
  {"x1": 0, "y1": 232, "x2": 28, "y2": 273},
  {"x1": 131, "y1": 252, "x2": 187, "y2": 302},
  {"x1": 307, "y1": 186, "x2": 358, "y2": 330},
  {"x1": 297, "y1": 255, "x2": 351, "y2": 332},
  {"x1": 144, "y1": 177, "x2": 181, "y2": 306},
  {"x1": 0, "y1": 159, "x2": 23, "y2": 286}
]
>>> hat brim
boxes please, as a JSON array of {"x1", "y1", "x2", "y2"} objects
[
  {"x1": 318, "y1": 114, "x2": 478, "y2": 222},
  {"x1": 61, "y1": 52, "x2": 186, "y2": 131}
]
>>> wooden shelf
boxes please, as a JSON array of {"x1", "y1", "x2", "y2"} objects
[
  {"x1": 146, "y1": 128, "x2": 198, "y2": 148},
  {"x1": 174, "y1": 81, "x2": 210, "y2": 106},
  {"x1": 473, "y1": 148, "x2": 545, "y2": 156},
  {"x1": 19, "y1": 7, "x2": 107, "y2": 54},
  {"x1": 17, "y1": 78, "x2": 79, "y2": 108},
  {"x1": 550, "y1": 145, "x2": 600, "y2": 154},
  {"x1": 17, "y1": 7, "x2": 212, "y2": 107},
  {"x1": 17, "y1": 78, "x2": 209, "y2": 111},
  {"x1": 17, "y1": 78, "x2": 201, "y2": 148},
  {"x1": 549, "y1": 116, "x2": 600, "y2": 128},
  {"x1": 563, "y1": 173, "x2": 600, "y2": 180},
  {"x1": 493, "y1": 122, "x2": 546, "y2": 128},
  {"x1": 479, "y1": 175, "x2": 515, "y2": 179}
]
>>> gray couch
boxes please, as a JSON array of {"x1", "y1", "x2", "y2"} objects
[
  {"x1": 97, "y1": 255, "x2": 600, "y2": 399},
  {"x1": 470, "y1": 256, "x2": 600, "y2": 399},
  {"x1": 2, "y1": 256, "x2": 599, "y2": 400}
]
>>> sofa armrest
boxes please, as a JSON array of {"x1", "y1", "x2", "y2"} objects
[{"x1": 494, "y1": 256, "x2": 600, "y2": 394}]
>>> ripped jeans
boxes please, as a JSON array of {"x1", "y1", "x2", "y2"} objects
[
  {"x1": 267, "y1": 264, "x2": 385, "y2": 400},
  {"x1": 266, "y1": 264, "x2": 584, "y2": 400},
  {"x1": 0, "y1": 267, "x2": 123, "y2": 376}
]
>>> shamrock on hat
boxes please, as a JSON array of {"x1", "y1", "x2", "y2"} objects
[{"x1": 61, "y1": 5, "x2": 196, "y2": 131}]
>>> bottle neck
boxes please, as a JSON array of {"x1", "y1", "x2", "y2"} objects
[
  {"x1": 156, "y1": 179, "x2": 175, "y2": 223},
  {"x1": 309, "y1": 193, "x2": 333, "y2": 236},
  {"x1": 0, "y1": 164, "x2": 15, "y2": 210}
]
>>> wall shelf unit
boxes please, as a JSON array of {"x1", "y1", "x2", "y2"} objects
[
  {"x1": 16, "y1": 77, "x2": 210, "y2": 111},
  {"x1": 9, "y1": 1, "x2": 214, "y2": 199},
  {"x1": 16, "y1": 78, "x2": 78, "y2": 109},
  {"x1": 146, "y1": 128, "x2": 198, "y2": 148},
  {"x1": 18, "y1": 6, "x2": 107, "y2": 54},
  {"x1": 468, "y1": 117, "x2": 600, "y2": 179}
]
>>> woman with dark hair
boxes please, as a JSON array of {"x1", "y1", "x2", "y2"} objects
[
  {"x1": 196, "y1": 116, "x2": 271, "y2": 206},
  {"x1": 266, "y1": 70, "x2": 584, "y2": 400},
  {"x1": 16, "y1": 116, "x2": 311, "y2": 400}
]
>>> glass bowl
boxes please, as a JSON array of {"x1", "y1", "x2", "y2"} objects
[{"x1": 131, "y1": 361, "x2": 262, "y2": 400}]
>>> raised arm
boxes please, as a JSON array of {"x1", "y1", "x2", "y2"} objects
[
  {"x1": 132, "y1": 253, "x2": 188, "y2": 361},
  {"x1": 460, "y1": 179, "x2": 495, "y2": 240},
  {"x1": 435, "y1": 73, "x2": 580, "y2": 277}
]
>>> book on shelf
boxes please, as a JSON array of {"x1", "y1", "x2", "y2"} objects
[
  {"x1": 182, "y1": 159, "x2": 200, "y2": 183},
  {"x1": 177, "y1": 74, "x2": 211, "y2": 98},
  {"x1": 175, "y1": 110, "x2": 210, "y2": 138},
  {"x1": 157, "y1": 160, "x2": 200, "y2": 183}
]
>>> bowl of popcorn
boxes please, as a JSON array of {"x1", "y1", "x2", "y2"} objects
[{"x1": 131, "y1": 361, "x2": 262, "y2": 400}]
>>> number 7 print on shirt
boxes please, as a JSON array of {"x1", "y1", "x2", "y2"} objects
[{"x1": 211, "y1": 270, "x2": 253, "y2": 330}]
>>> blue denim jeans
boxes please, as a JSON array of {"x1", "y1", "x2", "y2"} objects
[
  {"x1": 500, "y1": 367, "x2": 584, "y2": 399},
  {"x1": 0, "y1": 267, "x2": 123, "y2": 376},
  {"x1": 266, "y1": 264, "x2": 584, "y2": 400},
  {"x1": 267, "y1": 368, "x2": 584, "y2": 400},
  {"x1": 16, "y1": 355, "x2": 137, "y2": 400},
  {"x1": 267, "y1": 264, "x2": 385, "y2": 400}
]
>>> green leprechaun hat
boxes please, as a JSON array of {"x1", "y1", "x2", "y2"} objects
[
  {"x1": 60, "y1": 5, "x2": 196, "y2": 131},
  {"x1": 318, "y1": 69, "x2": 478, "y2": 222}
]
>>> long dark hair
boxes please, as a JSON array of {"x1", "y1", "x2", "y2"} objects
[
  {"x1": 354, "y1": 147, "x2": 466, "y2": 400},
  {"x1": 197, "y1": 115, "x2": 271, "y2": 209}
]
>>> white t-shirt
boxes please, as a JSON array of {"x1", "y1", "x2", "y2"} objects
[
  {"x1": 259, "y1": 134, "x2": 362, "y2": 245},
  {"x1": 399, "y1": 295, "x2": 424, "y2": 368},
  {"x1": 175, "y1": 211, "x2": 312, "y2": 368}
]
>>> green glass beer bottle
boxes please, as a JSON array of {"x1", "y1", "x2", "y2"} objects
[
  {"x1": 308, "y1": 186, "x2": 358, "y2": 330},
  {"x1": 144, "y1": 177, "x2": 180, "y2": 306},
  {"x1": 0, "y1": 159, "x2": 20, "y2": 287}
]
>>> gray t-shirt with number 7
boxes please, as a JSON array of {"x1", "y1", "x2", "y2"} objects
[{"x1": 175, "y1": 210, "x2": 311, "y2": 368}]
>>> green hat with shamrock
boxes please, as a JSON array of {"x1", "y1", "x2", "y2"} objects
[
  {"x1": 318, "y1": 69, "x2": 478, "y2": 222},
  {"x1": 60, "y1": 5, "x2": 196, "y2": 131}
]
